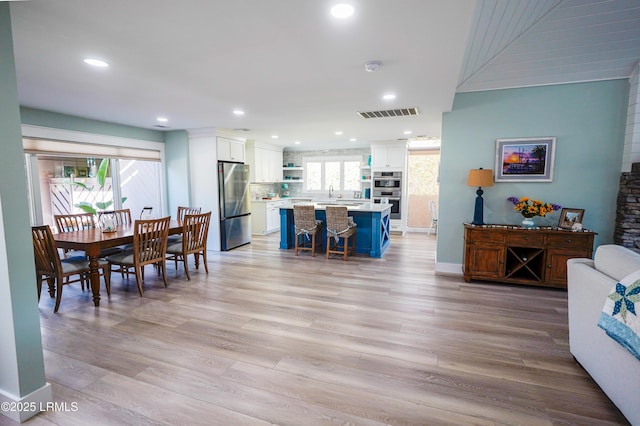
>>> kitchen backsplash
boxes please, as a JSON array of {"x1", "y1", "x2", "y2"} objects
[{"x1": 251, "y1": 148, "x2": 370, "y2": 199}]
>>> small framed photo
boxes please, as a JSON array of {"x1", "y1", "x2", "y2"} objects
[
  {"x1": 76, "y1": 167, "x2": 88, "y2": 178},
  {"x1": 495, "y1": 137, "x2": 556, "y2": 182},
  {"x1": 63, "y1": 166, "x2": 75, "y2": 177},
  {"x1": 558, "y1": 208, "x2": 584, "y2": 229}
]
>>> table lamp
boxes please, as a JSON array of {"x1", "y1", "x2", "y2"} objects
[{"x1": 467, "y1": 168, "x2": 494, "y2": 225}]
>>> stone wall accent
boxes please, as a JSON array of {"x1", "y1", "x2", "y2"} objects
[{"x1": 615, "y1": 162, "x2": 640, "y2": 252}]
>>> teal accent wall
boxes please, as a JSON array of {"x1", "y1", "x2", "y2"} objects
[
  {"x1": 438, "y1": 80, "x2": 629, "y2": 266},
  {"x1": 20, "y1": 107, "x2": 164, "y2": 142},
  {"x1": 0, "y1": 3, "x2": 47, "y2": 397},
  {"x1": 164, "y1": 130, "x2": 191, "y2": 214}
]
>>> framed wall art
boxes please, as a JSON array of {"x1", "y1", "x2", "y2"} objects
[
  {"x1": 494, "y1": 137, "x2": 556, "y2": 182},
  {"x1": 558, "y1": 208, "x2": 585, "y2": 229}
]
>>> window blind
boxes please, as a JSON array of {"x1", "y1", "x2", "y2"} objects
[{"x1": 23, "y1": 138, "x2": 161, "y2": 161}]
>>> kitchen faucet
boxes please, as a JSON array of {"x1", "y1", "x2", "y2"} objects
[{"x1": 329, "y1": 185, "x2": 334, "y2": 198}]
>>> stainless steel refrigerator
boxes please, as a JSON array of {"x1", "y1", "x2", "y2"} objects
[{"x1": 218, "y1": 161, "x2": 251, "y2": 250}]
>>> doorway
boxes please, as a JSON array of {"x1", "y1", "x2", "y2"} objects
[{"x1": 406, "y1": 149, "x2": 440, "y2": 233}]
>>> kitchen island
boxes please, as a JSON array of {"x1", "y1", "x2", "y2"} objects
[{"x1": 279, "y1": 202, "x2": 391, "y2": 257}]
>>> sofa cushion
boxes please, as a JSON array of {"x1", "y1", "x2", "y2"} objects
[{"x1": 594, "y1": 244, "x2": 640, "y2": 282}]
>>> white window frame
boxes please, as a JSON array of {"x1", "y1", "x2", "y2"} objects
[
  {"x1": 303, "y1": 155, "x2": 361, "y2": 194},
  {"x1": 21, "y1": 124, "x2": 167, "y2": 225}
]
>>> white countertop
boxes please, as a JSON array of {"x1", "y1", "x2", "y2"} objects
[{"x1": 279, "y1": 201, "x2": 390, "y2": 213}]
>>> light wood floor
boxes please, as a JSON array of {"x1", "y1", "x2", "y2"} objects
[{"x1": 4, "y1": 233, "x2": 629, "y2": 425}]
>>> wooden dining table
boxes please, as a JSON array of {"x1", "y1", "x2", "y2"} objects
[{"x1": 53, "y1": 220, "x2": 184, "y2": 307}]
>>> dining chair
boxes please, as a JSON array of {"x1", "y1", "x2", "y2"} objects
[
  {"x1": 53, "y1": 213, "x2": 96, "y2": 260},
  {"x1": 106, "y1": 216, "x2": 171, "y2": 296},
  {"x1": 166, "y1": 212, "x2": 211, "y2": 280},
  {"x1": 177, "y1": 206, "x2": 202, "y2": 221},
  {"x1": 325, "y1": 206, "x2": 357, "y2": 261},
  {"x1": 32, "y1": 225, "x2": 110, "y2": 313},
  {"x1": 427, "y1": 200, "x2": 438, "y2": 236},
  {"x1": 293, "y1": 204, "x2": 322, "y2": 256},
  {"x1": 168, "y1": 206, "x2": 202, "y2": 244},
  {"x1": 98, "y1": 208, "x2": 132, "y2": 226}
]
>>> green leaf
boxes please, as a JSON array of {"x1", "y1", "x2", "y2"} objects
[
  {"x1": 121, "y1": 196, "x2": 128, "y2": 205},
  {"x1": 96, "y1": 200, "x2": 113, "y2": 210},
  {"x1": 71, "y1": 181, "x2": 92, "y2": 190},
  {"x1": 75, "y1": 202, "x2": 97, "y2": 214},
  {"x1": 97, "y1": 158, "x2": 109, "y2": 187}
]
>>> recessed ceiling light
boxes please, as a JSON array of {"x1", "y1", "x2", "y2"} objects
[
  {"x1": 271, "y1": 135, "x2": 279, "y2": 139},
  {"x1": 156, "y1": 117, "x2": 168, "y2": 123},
  {"x1": 404, "y1": 130, "x2": 412, "y2": 135},
  {"x1": 383, "y1": 93, "x2": 396, "y2": 101},
  {"x1": 335, "y1": 131, "x2": 343, "y2": 136},
  {"x1": 233, "y1": 109, "x2": 245, "y2": 116},
  {"x1": 83, "y1": 58, "x2": 109, "y2": 67},
  {"x1": 331, "y1": 3, "x2": 354, "y2": 19},
  {"x1": 294, "y1": 141, "x2": 301, "y2": 145},
  {"x1": 349, "y1": 138, "x2": 357, "y2": 142},
  {"x1": 364, "y1": 60, "x2": 383, "y2": 72}
]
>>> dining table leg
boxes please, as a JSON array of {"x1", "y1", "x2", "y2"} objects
[{"x1": 87, "y1": 252, "x2": 102, "y2": 307}]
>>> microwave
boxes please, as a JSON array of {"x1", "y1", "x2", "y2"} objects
[{"x1": 373, "y1": 171, "x2": 402, "y2": 179}]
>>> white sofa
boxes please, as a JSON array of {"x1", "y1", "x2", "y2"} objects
[{"x1": 567, "y1": 244, "x2": 640, "y2": 425}]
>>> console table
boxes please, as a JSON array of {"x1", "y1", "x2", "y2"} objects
[{"x1": 463, "y1": 223, "x2": 596, "y2": 289}]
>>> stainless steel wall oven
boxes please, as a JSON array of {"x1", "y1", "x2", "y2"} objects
[{"x1": 373, "y1": 171, "x2": 402, "y2": 220}]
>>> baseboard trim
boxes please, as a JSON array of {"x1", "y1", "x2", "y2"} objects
[
  {"x1": 0, "y1": 383, "x2": 52, "y2": 423},
  {"x1": 435, "y1": 262, "x2": 463, "y2": 276}
]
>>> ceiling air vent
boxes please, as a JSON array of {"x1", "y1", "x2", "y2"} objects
[{"x1": 357, "y1": 107, "x2": 419, "y2": 119}]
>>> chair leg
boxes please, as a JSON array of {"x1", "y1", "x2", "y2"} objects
[
  {"x1": 184, "y1": 255, "x2": 191, "y2": 281},
  {"x1": 160, "y1": 261, "x2": 168, "y2": 287},
  {"x1": 343, "y1": 236, "x2": 348, "y2": 261},
  {"x1": 295, "y1": 234, "x2": 299, "y2": 256},
  {"x1": 311, "y1": 234, "x2": 316, "y2": 257},
  {"x1": 102, "y1": 266, "x2": 111, "y2": 296},
  {"x1": 326, "y1": 236, "x2": 331, "y2": 259},
  {"x1": 202, "y1": 250, "x2": 208, "y2": 274},
  {"x1": 54, "y1": 278, "x2": 63, "y2": 313},
  {"x1": 135, "y1": 267, "x2": 144, "y2": 297},
  {"x1": 37, "y1": 276, "x2": 43, "y2": 302},
  {"x1": 194, "y1": 253, "x2": 200, "y2": 270}
]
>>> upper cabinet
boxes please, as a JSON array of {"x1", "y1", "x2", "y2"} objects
[
  {"x1": 217, "y1": 137, "x2": 245, "y2": 163},
  {"x1": 370, "y1": 143, "x2": 407, "y2": 169},
  {"x1": 245, "y1": 141, "x2": 283, "y2": 183}
]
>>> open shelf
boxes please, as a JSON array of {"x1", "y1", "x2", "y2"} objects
[{"x1": 504, "y1": 247, "x2": 545, "y2": 282}]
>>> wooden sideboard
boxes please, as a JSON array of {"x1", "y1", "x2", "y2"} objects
[{"x1": 463, "y1": 223, "x2": 596, "y2": 289}]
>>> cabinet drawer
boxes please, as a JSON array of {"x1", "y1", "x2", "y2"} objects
[
  {"x1": 507, "y1": 232, "x2": 546, "y2": 246},
  {"x1": 467, "y1": 229, "x2": 506, "y2": 244},
  {"x1": 547, "y1": 233, "x2": 592, "y2": 249}
]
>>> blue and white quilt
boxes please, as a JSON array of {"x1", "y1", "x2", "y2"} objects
[{"x1": 598, "y1": 270, "x2": 640, "y2": 361}]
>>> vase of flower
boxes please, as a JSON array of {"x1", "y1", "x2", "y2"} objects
[
  {"x1": 507, "y1": 196, "x2": 562, "y2": 228},
  {"x1": 521, "y1": 215, "x2": 535, "y2": 228}
]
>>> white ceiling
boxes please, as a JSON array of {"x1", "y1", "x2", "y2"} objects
[{"x1": 8, "y1": 0, "x2": 640, "y2": 150}]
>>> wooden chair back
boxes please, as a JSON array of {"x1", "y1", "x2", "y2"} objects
[
  {"x1": 182, "y1": 212, "x2": 211, "y2": 254},
  {"x1": 133, "y1": 216, "x2": 171, "y2": 267},
  {"x1": 177, "y1": 206, "x2": 202, "y2": 221},
  {"x1": 98, "y1": 209, "x2": 132, "y2": 226},
  {"x1": 54, "y1": 213, "x2": 96, "y2": 233},
  {"x1": 32, "y1": 225, "x2": 61, "y2": 278}
]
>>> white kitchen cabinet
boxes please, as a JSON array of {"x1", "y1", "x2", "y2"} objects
[
  {"x1": 246, "y1": 142, "x2": 283, "y2": 182},
  {"x1": 217, "y1": 137, "x2": 245, "y2": 163},
  {"x1": 251, "y1": 200, "x2": 287, "y2": 234},
  {"x1": 371, "y1": 145, "x2": 406, "y2": 169}
]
